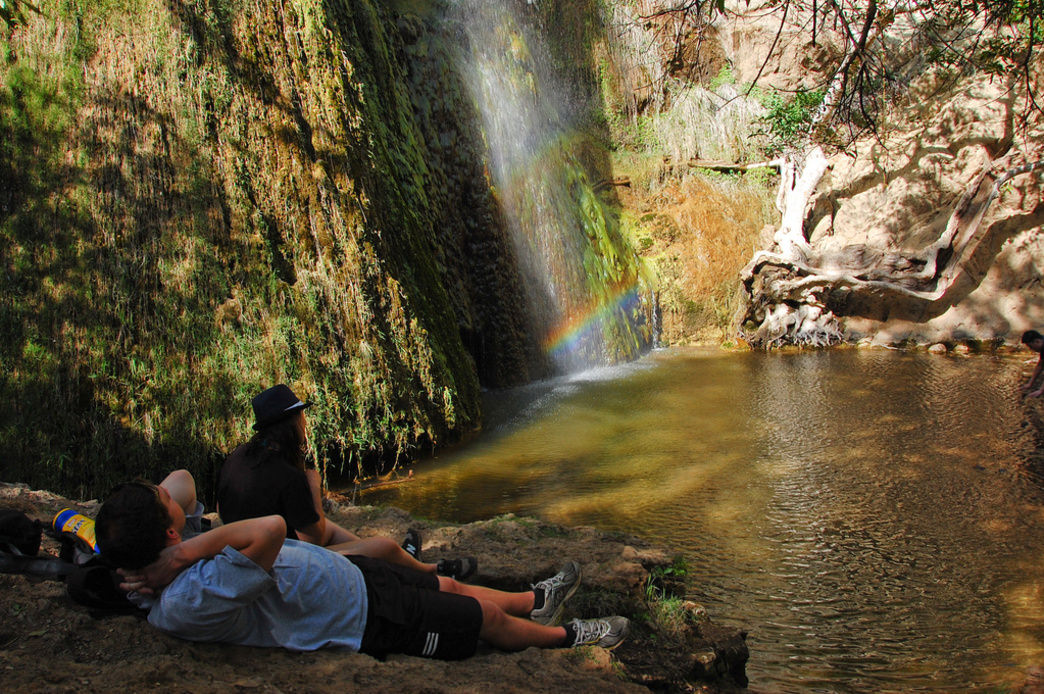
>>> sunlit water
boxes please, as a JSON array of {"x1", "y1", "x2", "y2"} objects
[{"x1": 358, "y1": 347, "x2": 1044, "y2": 692}]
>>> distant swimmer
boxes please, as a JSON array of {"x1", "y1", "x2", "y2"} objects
[{"x1": 1020, "y1": 330, "x2": 1044, "y2": 398}]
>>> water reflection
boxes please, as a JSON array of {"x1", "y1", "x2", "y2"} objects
[{"x1": 359, "y1": 347, "x2": 1044, "y2": 692}]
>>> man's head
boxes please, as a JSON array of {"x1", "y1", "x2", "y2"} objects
[
  {"x1": 1022, "y1": 330, "x2": 1044, "y2": 352},
  {"x1": 95, "y1": 481, "x2": 184, "y2": 569}
]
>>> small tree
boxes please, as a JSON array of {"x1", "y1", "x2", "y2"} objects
[{"x1": 615, "y1": 0, "x2": 1043, "y2": 346}]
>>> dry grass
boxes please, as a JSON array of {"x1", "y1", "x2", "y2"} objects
[
  {"x1": 649, "y1": 83, "x2": 768, "y2": 163},
  {"x1": 615, "y1": 159, "x2": 776, "y2": 345}
]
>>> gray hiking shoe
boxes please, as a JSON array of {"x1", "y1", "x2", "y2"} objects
[
  {"x1": 568, "y1": 616, "x2": 630, "y2": 650},
  {"x1": 530, "y1": 561, "x2": 581, "y2": 626}
]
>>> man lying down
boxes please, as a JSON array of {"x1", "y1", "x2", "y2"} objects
[{"x1": 95, "y1": 478, "x2": 630, "y2": 659}]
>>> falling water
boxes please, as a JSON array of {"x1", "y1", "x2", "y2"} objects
[{"x1": 452, "y1": 0, "x2": 653, "y2": 372}]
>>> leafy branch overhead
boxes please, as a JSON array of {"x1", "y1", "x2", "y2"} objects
[{"x1": 628, "y1": 0, "x2": 1042, "y2": 148}]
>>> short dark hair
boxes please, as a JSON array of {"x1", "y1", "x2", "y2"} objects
[
  {"x1": 1022, "y1": 330, "x2": 1044, "y2": 344},
  {"x1": 95, "y1": 481, "x2": 171, "y2": 569}
]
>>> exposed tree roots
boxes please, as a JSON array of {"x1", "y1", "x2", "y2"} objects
[{"x1": 735, "y1": 151, "x2": 1044, "y2": 349}]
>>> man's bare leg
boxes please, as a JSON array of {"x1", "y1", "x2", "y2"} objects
[
  {"x1": 475, "y1": 600, "x2": 567, "y2": 651},
  {"x1": 158, "y1": 469, "x2": 197, "y2": 515},
  {"x1": 437, "y1": 576, "x2": 536, "y2": 616}
]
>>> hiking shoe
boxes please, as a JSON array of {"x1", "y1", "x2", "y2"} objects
[
  {"x1": 530, "y1": 561, "x2": 581, "y2": 625},
  {"x1": 401, "y1": 528, "x2": 422, "y2": 560},
  {"x1": 568, "y1": 616, "x2": 630, "y2": 650},
  {"x1": 436, "y1": 557, "x2": 477, "y2": 581}
]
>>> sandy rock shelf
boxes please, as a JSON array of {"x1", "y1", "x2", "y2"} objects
[{"x1": 0, "y1": 483, "x2": 748, "y2": 693}]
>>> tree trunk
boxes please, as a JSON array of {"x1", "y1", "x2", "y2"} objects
[{"x1": 734, "y1": 153, "x2": 1044, "y2": 349}]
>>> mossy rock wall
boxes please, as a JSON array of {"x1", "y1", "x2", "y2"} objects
[
  {"x1": 402, "y1": 0, "x2": 654, "y2": 373},
  {"x1": 1, "y1": 0, "x2": 489, "y2": 499},
  {"x1": 391, "y1": 5, "x2": 549, "y2": 385},
  {"x1": 1, "y1": 0, "x2": 660, "y2": 502}
]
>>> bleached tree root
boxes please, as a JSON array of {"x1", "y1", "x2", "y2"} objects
[{"x1": 735, "y1": 155, "x2": 1044, "y2": 349}]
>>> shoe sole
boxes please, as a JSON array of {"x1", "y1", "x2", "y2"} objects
[
  {"x1": 535, "y1": 563, "x2": 582, "y2": 626},
  {"x1": 584, "y1": 620, "x2": 630, "y2": 650},
  {"x1": 456, "y1": 557, "x2": 477, "y2": 581},
  {"x1": 598, "y1": 630, "x2": 628, "y2": 651}
]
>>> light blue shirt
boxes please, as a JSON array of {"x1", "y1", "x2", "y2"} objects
[{"x1": 147, "y1": 539, "x2": 368, "y2": 652}]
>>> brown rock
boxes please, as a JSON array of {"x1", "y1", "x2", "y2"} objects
[{"x1": 1, "y1": 484, "x2": 747, "y2": 693}]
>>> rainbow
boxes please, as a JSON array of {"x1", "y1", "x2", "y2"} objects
[{"x1": 543, "y1": 281, "x2": 644, "y2": 359}]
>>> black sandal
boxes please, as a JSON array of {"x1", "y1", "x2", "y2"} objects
[
  {"x1": 436, "y1": 556, "x2": 477, "y2": 581},
  {"x1": 401, "y1": 528, "x2": 422, "y2": 560}
]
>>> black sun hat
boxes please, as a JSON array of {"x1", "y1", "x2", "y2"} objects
[{"x1": 251, "y1": 384, "x2": 311, "y2": 431}]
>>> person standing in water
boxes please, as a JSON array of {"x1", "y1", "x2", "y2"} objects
[
  {"x1": 1021, "y1": 330, "x2": 1044, "y2": 398},
  {"x1": 216, "y1": 384, "x2": 476, "y2": 579}
]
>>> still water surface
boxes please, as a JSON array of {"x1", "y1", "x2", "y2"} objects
[{"x1": 360, "y1": 348, "x2": 1044, "y2": 692}]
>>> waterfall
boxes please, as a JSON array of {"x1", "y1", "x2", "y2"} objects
[{"x1": 452, "y1": 0, "x2": 653, "y2": 373}]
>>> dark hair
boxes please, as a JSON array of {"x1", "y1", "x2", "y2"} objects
[
  {"x1": 95, "y1": 482, "x2": 171, "y2": 570},
  {"x1": 245, "y1": 414, "x2": 307, "y2": 470},
  {"x1": 1022, "y1": 330, "x2": 1044, "y2": 344}
]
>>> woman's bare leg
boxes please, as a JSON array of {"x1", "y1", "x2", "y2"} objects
[
  {"x1": 329, "y1": 536, "x2": 439, "y2": 573},
  {"x1": 158, "y1": 469, "x2": 197, "y2": 514},
  {"x1": 321, "y1": 519, "x2": 361, "y2": 545}
]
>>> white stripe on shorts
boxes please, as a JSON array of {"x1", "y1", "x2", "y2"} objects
[{"x1": 423, "y1": 631, "x2": 439, "y2": 657}]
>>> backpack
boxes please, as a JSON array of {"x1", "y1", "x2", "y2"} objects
[
  {"x1": 0, "y1": 507, "x2": 141, "y2": 618},
  {"x1": 0, "y1": 508, "x2": 42, "y2": 555},
  {"x1": 63, "y1": 556, "x2": 142, "y2": 618},
  {"x1": 50, "y1": 515, "x2": 141, "y2": 618},
  {"x1": 0, "y1": 508, "x2": 72, "y2": 578}
]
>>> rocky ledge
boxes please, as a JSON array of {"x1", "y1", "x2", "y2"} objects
[{"x1": 0, "y1": 483, "x2": 748, "y2": 693}]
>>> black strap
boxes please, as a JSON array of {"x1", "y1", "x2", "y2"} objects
[{"x1": 0, "y1": 552, "x2": 74, "y2": 579}]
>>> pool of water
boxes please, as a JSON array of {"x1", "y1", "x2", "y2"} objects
[{"x1": 359, "y1": 347, "x2": 1044, "y2": 692}]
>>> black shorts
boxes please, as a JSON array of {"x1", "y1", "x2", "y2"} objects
[{"x1": 347, "y1": 555, "x2": 483, "y2": 660}]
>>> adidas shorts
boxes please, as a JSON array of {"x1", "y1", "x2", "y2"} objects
[{"x1": 347, "y1": 555, "x2": 483, "y2": 660}]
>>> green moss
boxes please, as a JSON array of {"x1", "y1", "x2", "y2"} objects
[
  {"x1": 0, "y1": 0, "x2": 484, "y2": 500},
  {"x1": 2, "y1": 0, "x2": 708, "y2": 500}
]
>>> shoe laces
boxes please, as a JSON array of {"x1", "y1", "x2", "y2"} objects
[
  {"x1": 534, "y1": 565, "x2": 575, "y2": 592},
  {"x1": 573, "y1": 618, "x2": 610, "y2": 645}
]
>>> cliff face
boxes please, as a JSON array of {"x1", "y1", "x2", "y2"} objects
[
  {"x1": 599, "y1": 1, "x2": 1043, "y2": 349},
  {"x1": 1, "y1": 0, "x2": 653, "y2": 499},
  {"x1": 714, "y1": 3, "x2": 1044, "y2": 346},
  {"x1": 2, "y1": 0, "x2": 491, "y2": 496},
  {"x1": 9, "y1": 0, "x2": 1033, "y2": 498}
]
